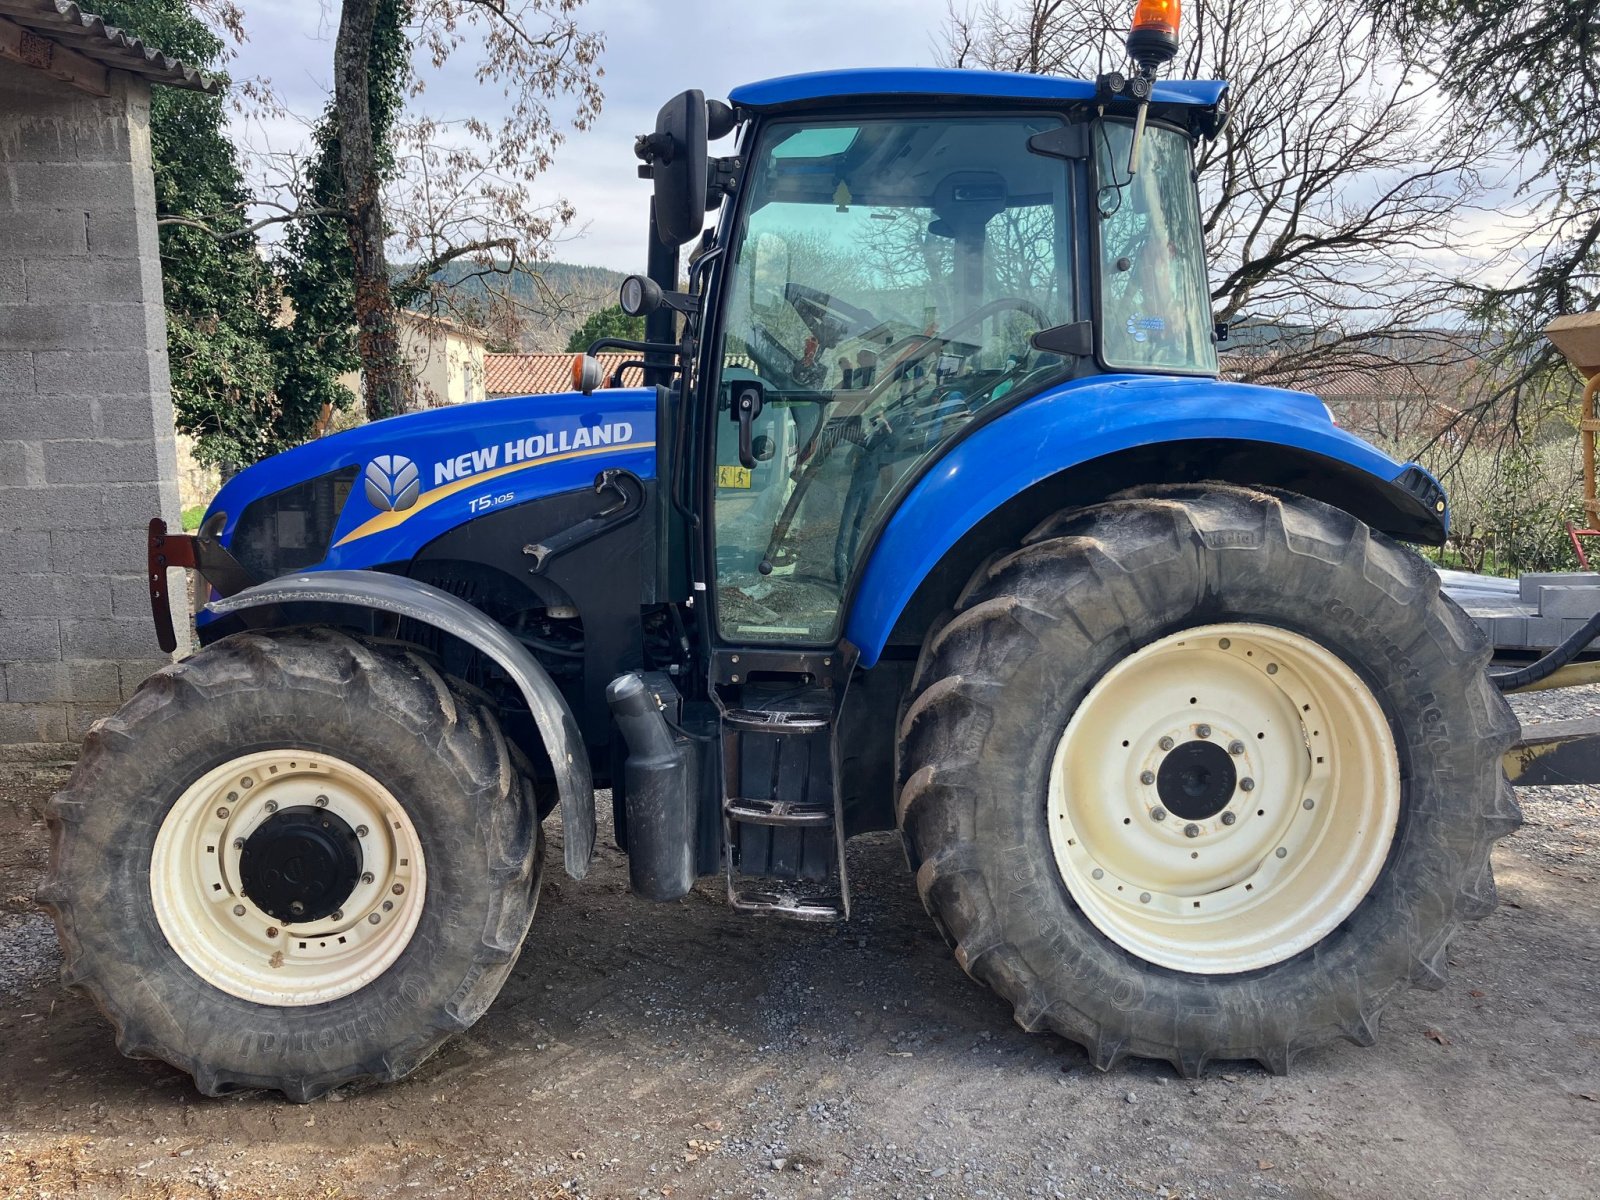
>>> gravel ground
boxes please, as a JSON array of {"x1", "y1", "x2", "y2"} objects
[{"x1": 0, "y1": 688, "x2": 1596, "y2": 1199}]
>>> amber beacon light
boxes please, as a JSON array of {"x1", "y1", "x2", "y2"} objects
[{"x1": 1127, "y1": 0, "x2": 1180, "y2": 69}]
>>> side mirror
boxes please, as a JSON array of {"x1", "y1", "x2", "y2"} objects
[{"x1": 639, "y1": 90, "x2": 708, "y2": 247}]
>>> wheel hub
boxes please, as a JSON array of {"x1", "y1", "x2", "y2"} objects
[
  {"x1": 149, "y1": 750, "x2": 426, "y2": 1007},
  {"x1": 1156, "y1": 739, "x2": 1236, "y2": 820},
  {"x1": 1047, "y1": 623, "x2": 1400, "y2": 974},
  {"x1": 239, "y1": 806, "x2": 363, "y2": 924}
]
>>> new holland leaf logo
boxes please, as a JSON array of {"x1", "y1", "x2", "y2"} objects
[{"x1": 364, "y1": 455, "x2": 420, "y2": 512}]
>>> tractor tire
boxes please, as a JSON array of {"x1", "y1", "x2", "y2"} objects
[
  {"x1": 897, "y1": 484, "x2": 1520, "y2": 1075},
  {"x1": 38, "y1": 628, "x2": 543, "y2": 1101}
]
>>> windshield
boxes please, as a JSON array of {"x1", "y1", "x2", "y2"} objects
[
  {"x1": 712, "y1": 114, "x2": 1076, "y2": 644},
  {"x1": 1094, "y1": 120, "x2": 1217, "y2": 374}
]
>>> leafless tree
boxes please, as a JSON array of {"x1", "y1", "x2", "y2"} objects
[
  {"x1": 941, "y1": 0, "x2": 1493, "y2": 383},
  {"x1": 335, "y1": 0, "x2": 603, "y2": 413},
  {"x1": 179, "y1": 0, "x2": 604, "y2": 416}
]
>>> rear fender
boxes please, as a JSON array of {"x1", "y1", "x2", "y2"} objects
[
  {"x1": 207, "y1": 570, "x2": 596, "y2": 878},
  {"x1": 844, "y1": 376, "x2": 1446, "y2": 667}
]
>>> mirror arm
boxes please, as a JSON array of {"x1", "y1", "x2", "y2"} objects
[
  {"x1": 708, "y1": 155, "x2": 742, "y2": 207},
  {"x1": 1127, "y1": 97, "x2": 1150, "y2": 176},
  {"x1": 586, "y1": 336, "x2": 688, "y2": 358}
]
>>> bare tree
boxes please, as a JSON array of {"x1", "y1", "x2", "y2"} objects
[
  {"x1": 941, "y1": 0, "x2": 1492, "y2": 381},
  {"x1": 336, "y1": 0, "x2": 409, "y2": 415},
  {"x1": 331, "y1": 0, "x2": 603, "y2": 414},
  {"x1": 172, "y1": 1, "x2": 604, "y2": 419}
]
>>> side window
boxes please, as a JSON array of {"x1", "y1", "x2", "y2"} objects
[{"x1": 1095, "y1": 121, "x2": 1217, "y2": 373}]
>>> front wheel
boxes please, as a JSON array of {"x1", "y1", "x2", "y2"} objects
[
  {"x1": 897, "y1": 484, "x2": 1521, "y2": 1074},
  {"x1": 40, "y1": 629, "x2": 543, "y2": 1100}
]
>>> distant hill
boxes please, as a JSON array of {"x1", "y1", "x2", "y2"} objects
[{"x1": 428, "y1": 259, "x2": 632, "y2": 352}]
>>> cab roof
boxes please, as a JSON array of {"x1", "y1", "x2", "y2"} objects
[{"x1": 729, "y1": 68, "x2": 1227, "y2": 112}]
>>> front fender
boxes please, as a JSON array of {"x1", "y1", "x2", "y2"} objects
[
  {"x1": 844, "y1": 375, "x2": 1445, "y2": 667},
  {"x1": 207, "y1": 570, "x2": 596, "y2": 878}
]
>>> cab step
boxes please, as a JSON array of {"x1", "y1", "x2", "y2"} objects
[{"x1": 720, "y1": 692, "x2": 851, "y2": 921}]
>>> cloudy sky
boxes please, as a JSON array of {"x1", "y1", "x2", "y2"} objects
[{"x1": 229, "y1": 0, "x2": 948, "y2": 272}]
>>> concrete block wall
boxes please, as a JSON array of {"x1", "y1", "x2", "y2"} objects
[{"x1": 0, "y1": 60, "x2": 187, "y2": 762}]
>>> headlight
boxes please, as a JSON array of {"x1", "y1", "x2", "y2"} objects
[{"x1": 228, "y1": 466, "x2": 358, "y2": 581}]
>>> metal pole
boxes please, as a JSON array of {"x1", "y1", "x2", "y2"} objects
[{"x1": 644, "y1": 199, "x2": 680, "y2": 390}]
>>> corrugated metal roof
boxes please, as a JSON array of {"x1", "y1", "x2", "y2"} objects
[
  {"x1": 0, "y1": 0, "x2": 216, "y2": 92},
  {"x1": 486, "y1": 352, "x2": 635, "y2": 397}
]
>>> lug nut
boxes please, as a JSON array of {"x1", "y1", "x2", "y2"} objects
[
  {"x1": 382, "y1": 900, "x2": 394, "y2": 912},
  {"x1": 1275, "y1": 847, "x2": 1288, "y2": 859},
  {"x1": 356, "y1": 825, "x2": 369, "y2": 838},
  {"x1": 1228, "y1": 740, "x2": 1245, "y2": 756},
  {"x1": 1221, "y1": 811, "x2": 1237, "y2": 826},
  {"x1": 1240, "y1": 778, "x2": 1255, "y2": 792},
  {"x1": 1303, "y1": 797, "x2": 1315, "y2": 810},
  {"x1": 216, "y1": 807, "x2": 229, "y2": 820},
  {"x1": 315, "y1": 794, "x2": 329, "y2": 807},
  {"x1": 1139, "y1": 892, "x2": 1151, "y2": 904},
  {"x1": 264, "y1": 799, "x2": 277, "y2": 813},
  {"x1": 1196, "y1": 724, "x2": 1211, "y2": 739},
  {"x1": 232, "y1": 904, "x2": 246, "y2": 917},
  {"x1": 361, "y1": 871, "x2": 375, "y2": 885},
  {"x1": 1219, "y1": 637, "x2": 1231, "y2": 649},
  {"x1": 289, "y1": 900, "x2": 305, "y2": 916},
  {"x1": 331, "y1": 910, "x2": 344, "y2": 921},
  {"x1": 1184, "y1": 823, "x2": 1200, "y2": 839},
  {"x1": 392, "y1": 883, "x2": 405, "y2": 896},
  {"x1": 1266, "y1": 663, "x2": 1278, "y2": 675},
  {"x1": 1139, "y1": 770, "x2": 1156, "y2": 785},
  {"x1": 1158, "y1": 736, "x2": 1174, "y2": 751},
  {"x1": 1151, "y1": 807, "x2": 1168, "y2": 822},
  {"x1": 1091, "y1": 868, "x2": 1104, "y2": 880},
  {"x1": 232, "y1": 837, "x2": 244, "y2": 850},
  {"x1": 368, "y1": 913, "x2": 381, "y2": 925},
  {"x1": 266, "y1": 927, "x2": 279, "y2": 939}
]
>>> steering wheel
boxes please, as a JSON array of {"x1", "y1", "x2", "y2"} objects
[
  {"x1": 757, "y1": 296, "x2": 1052, "y2": 574},
  {"x1": 873, "y1": 296, "x2": 1051, "y2": 391},
  {"x1": 940, "y1": 295, "x2": 1051, "y2": 342}
]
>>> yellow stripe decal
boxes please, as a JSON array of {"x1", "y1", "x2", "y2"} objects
[{"x1": 334, "y1": 440, "x2": 657, "y2": 548}]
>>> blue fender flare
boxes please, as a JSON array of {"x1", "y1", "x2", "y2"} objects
[
  {"x1": 207, "y1": 570, "x2": 596, "y2": 878},
  {"x1": 843, "y1": 375, "x2": 1446, "y2": 667}
]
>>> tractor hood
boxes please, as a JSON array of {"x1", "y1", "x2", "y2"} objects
[{"x1": 204, "y1": 388, "x2": 659, "y2": 584}]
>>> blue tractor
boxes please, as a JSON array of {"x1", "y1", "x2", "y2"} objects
[{"x1": 41, "y1": 5, "x2": 1520, "y2": 1100}]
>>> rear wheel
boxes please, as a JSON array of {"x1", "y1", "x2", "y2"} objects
[
  {"x1": 40, "y1": 629, "x2": 543, "y2": 1100},
  {"x1": 898, "y1": 484, "x2": 1520, "y2": 1074}
]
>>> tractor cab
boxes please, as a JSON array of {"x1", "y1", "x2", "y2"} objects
[{"x1": 695, "y1": 83, "x2": 1220, "y2": 645}]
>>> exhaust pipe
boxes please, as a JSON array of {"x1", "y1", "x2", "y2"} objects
[{"x1": 606, "y1": 673, "x2": 695, "y2": 901}]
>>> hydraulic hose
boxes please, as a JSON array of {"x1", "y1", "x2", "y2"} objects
[{"x1": 1490, "y1": 606, "x2": 1600, "y2": 692}]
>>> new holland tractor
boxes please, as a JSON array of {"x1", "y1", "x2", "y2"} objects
[{"x1": 41, "y1": 2, "x2": 1526, "y2": 1100}]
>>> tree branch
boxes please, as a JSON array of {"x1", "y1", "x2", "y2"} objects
[{"x1": 156, "y1": 206, "x2": 346, "y2": 242}]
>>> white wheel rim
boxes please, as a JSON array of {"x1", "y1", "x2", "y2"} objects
[
  {"x1": 1048, "y1": 623, "x2": 1400, "y2": 974},
  {"x1": 150, "y1": 750, "x2": 427, "y2": 1006}
]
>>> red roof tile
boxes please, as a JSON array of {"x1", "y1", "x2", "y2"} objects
[{"x1": 485, "y1": 352, "x2": 636, "y2": 397}]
